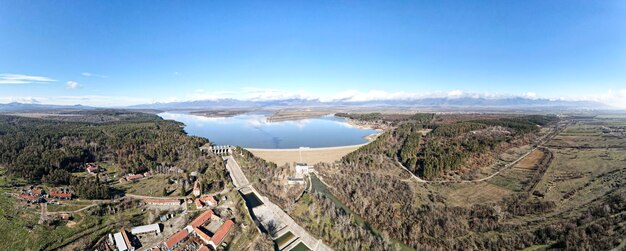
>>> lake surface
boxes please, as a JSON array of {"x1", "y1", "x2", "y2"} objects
[{"x1": 158, "y1": 112, "x2": 378, "y2": 149}]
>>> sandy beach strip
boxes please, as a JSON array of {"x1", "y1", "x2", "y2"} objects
[{"x1": 245, "y1": 144, "x2": 365, "y2": 167}]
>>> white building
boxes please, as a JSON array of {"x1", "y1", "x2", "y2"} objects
[
  {"x1": 131, "y1": 223, "x2": 161, "y2": 235},
  {"x1": 113, "y1": 232, "x2": 129, "y2": 251},
  {"x1": 295, "y1": 163, "x2": 311, "y2": 176}
]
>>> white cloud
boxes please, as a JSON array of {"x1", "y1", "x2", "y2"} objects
[
  {"x1": 0, "y1": 97, "x2": 41, "y2": 104},
  {"x1": 65, "y1": 81, "x2": 80, "y2": 89},
  {"x1": 81, "y1": 72, "x2": 108, "y2": 78},
  {"x1": 0, "y1": 74, "x2": 56, "y2": 84},
  {"x1": 0, "y1": 95, "x2": 153, "y2": 107},
  {"x1": 558, "y1": 89, "x2": 626, "y2": 108},
  {"x1": 522, "y1": 92, "x2": 538, "y2": 99},
  {"x1": 241, "y1": 87, "x2": 317, "y2": 101},
  {"x1": 3, "y1": 88, "x2": 625, "y2": 109}
]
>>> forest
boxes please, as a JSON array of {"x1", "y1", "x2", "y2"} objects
[
  {"x1": 342, "y1": 114, "x2": 558, "y2": 180},
  {"x1": 232, "y1": 147, "x2": 303, "y2": 209},
  {"x1": 319, "y1": 114, "x2": 626, "y2": 250},
  {"x1": 320, "y1": 143, "x2": 625, "y2": 250},
  {"x1": 0, "y1": 111, "x2": 225, "y2": 198},
  {"x1": 336, "y1": 112, "x2": 434, "y2": 125}
]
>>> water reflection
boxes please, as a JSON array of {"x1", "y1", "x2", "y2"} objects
[{"x1": 158, "y1": 112, "x2": 377, "y2": 149}]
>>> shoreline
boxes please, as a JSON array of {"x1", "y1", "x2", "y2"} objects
[{"x1": 244, "y1": 143, "x2": 368, "y2": 152}]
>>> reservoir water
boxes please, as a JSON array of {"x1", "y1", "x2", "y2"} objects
[{"x1": 159, "y1": 112, "x2": 378, "y2": 149}]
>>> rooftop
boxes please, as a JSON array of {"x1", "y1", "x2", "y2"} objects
[
  {"x1": 190, "y1": 209, "x2": 213, "y2": 228},
  {"x1": 210, "y1": 220, "x2": 234, "y2": 248},
  {"x1": 113, "y1": 232, "x2": 128, "y2": 251},
  {"x1": 131, "y1": 223, "x2": 161, "y2": 235},
  {"x1": 193, "y1": 226, "x2": 211, "y2": 244},
  {"x1": 164, "y1": 229, "x2": 188, "y2": 249},
  {"x1": 50, "y1": 191, "x2": 72, "y2": 197}
]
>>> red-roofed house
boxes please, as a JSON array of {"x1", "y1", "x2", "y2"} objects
[
  {"x1": 197, "y1": 245, "x2": 210, "y2": 251},
  {"x1": 198, "y1": 196, "x2": 217, "y2": 207},
  {"x1": 194, "y1": 199, "x2": 204, "y2": 209},
  {"x1": 86, "y1": 163, "x2": 100, "y2": 175},
  {"x1": 163, "y1": 229, "x2": 188, "y2": 251},
  {"x1": 30, "y1": 189, "x2": 44, "y2": 197},
  {"x1": 126, "y1": 174, "x2": 144, "y2": 182},
  {"x1": 50, "y1": 191, "x2": 72, "y2": 200},
  {"x1": 18, "y1": 194, "x2": 41, "y2": 203},
  {"x1": 209, "y1": 220, "x2": 234, "y2": 249},
  {"x1": 120, "y1": 228, "x2": 134, "y2": 251},
  {"x1": 193, "y1": 226, "x2": 211, "y2": 245},
  {"x1": 190, "y1": 210, "x2": 213, "y2": 228}
]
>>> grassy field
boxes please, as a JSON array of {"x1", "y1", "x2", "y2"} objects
[
  {"x1": 47, "y1": 200, "x2": 94, "y2": 212},
  {"x1": 548, "y1": 119, "x2": 626, "y2": 148},
  {"x1": 533, "y1": 148, "x2": 626, "y2": 206},
  {"x1": 0, "y1": 169, "x2": 115, "y2": 250},
  {"x1": 121, "y1": 174, "x2": 178, "y2": 197},
  {"x1": 423, "y1": 116, "x2": 625, "y2": 210}
]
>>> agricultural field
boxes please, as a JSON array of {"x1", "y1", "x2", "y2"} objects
[
  {"x1": 450, "y1": 115, "x2": 626, "y2": 209},
  {"x1": 315, "y1": 114, "x2": 626, "y2": 250},
  {"x1": 548, "y1": 117, "x2": 626, "y2": 148}
]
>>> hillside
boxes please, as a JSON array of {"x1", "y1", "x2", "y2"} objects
[
  {"x1": 314, "y1": 114, "x2": 626, "y2": 250},
  {"x1": 0, "y1": 111, "x2": 226, "y2": 196}
]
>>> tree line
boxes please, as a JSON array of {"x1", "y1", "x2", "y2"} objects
[{"x1": 0, "y1": 112, "x2": 224, "y2": 198}]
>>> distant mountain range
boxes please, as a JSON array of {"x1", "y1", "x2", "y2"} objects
[
  {"x1": 0, "y1": 97, "x2": 612, "y2": 112},
  {"x1": 128, "y1": 97, "x2": 609, "y2": 110},
  {"x1": 0, "y1": 102, "x2": 95, "y2": 112}
]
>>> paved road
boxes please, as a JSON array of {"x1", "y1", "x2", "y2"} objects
[
  {"x1": 224, "y1": 156, "x2": 332, "y2": 251},
  {"x1": 125, "y1": 193, "x2": 188, "y2": 200}
]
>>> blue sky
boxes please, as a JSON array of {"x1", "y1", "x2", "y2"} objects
[{"x1": 1, "y1": 1, "x2": 625, "y2": 107}]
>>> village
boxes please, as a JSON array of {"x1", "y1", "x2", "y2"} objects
[{"x1": 12, "y1": 162, "x2": 240, "y2": 251}]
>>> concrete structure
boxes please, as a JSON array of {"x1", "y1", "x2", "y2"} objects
[
  {"x1": 223, "y1": 156, "x2": 331, "y2": 251},
  {"x1": 200, "y1": 144, "x2": 233, "y2": 155},
  {"x1": 295, "y1": 163, "x2": 311, "y2": 175},
  {"x1": 131, "y1": 223, "x2": 161, "y2": 235}
]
